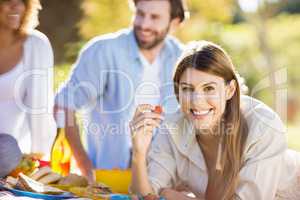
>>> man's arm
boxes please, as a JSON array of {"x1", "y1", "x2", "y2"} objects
[
  {"x1": 54, "y1": 42, "x2": 108, "y2": 182},
  {"x1": 64, "y1": 108, "x2": 94, "y2": 182},
  {"x1": 54, "y1": 105, "x2": 94, "y2": 182}
]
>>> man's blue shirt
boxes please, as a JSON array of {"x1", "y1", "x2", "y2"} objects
[{"x1": 55, "y1": 29, "x2": 183, "y2": 169}]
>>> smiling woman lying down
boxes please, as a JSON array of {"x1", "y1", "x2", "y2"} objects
[{"x1": 130, "y1": 41, "x2": 300, "y2": 200}]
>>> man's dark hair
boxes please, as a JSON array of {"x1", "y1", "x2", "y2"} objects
[{"x1": 132, "y1": 0, "x2": 188, "y2": 22}]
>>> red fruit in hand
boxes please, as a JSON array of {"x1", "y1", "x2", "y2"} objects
[{"x1": 153, "y1": 106, "x2": 163, "y2": 114}]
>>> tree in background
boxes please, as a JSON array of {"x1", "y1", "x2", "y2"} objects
[
  {"x1": 79, "y1": 0, "x2": 132, "y2": 39},
  {"x1": 38, "y1": 0, "x2": 83, "y2": 63},
  {"x1": 279, "y1": 0, "x2": 300, "y2": 14},
  {"x1": 175, "y1": 0, "x2": 234, "y2": 42}
]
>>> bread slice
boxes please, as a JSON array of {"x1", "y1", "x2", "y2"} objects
[
  {"x1": 18, "y1": 173, "x2": 65, "y2": 195},
  {"x1": 30, "y1": 166, "x2": 52, "y2": 180},
  {"x1": 58, "y1": 173, "x2": 88, "y2": 187},
  {"x1": 5, "y1": 176, "x2": 18, "y2": 188},
  {"x1": 38, "y1": 172, "x2": 61, "y2": 185}
]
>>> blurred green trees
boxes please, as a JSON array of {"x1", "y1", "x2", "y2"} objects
[
  {"x1": 79, "y1": 0, "x2": 132, "y2": 39},
  {"x1": 79, "y1": 0, "x2": 235, "y2": 39},
  {"x1": 46, "y1": 0, "x2": 300, "y2": 123}
]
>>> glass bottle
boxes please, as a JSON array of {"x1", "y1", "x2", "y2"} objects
[{"x1": 51, "y1": 110, "x2": 72, "y2": 176}]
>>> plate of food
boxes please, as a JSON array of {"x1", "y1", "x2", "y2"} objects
[
  {"x1": 0, "y1": 173, "x2": 74, "y2": 200},
  {"x1": 0, "y1": 186, "x2": 74, "y2": 200}
]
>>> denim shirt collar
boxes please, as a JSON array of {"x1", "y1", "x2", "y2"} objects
[{"x1": 128, "y1": 29, "x2": 141, "y2": 61}]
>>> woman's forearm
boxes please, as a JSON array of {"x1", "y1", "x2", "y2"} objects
[
  {"x1": 131, "y1": 153, "x2": 155, "y2": 196},
  {"x1": 161, "y1": 189, "x2": 204, "y2": 200}
]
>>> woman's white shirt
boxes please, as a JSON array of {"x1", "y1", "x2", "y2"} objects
[
  {"x1": 0, "y1": 30, "x2": 56, "y2": 157},
  {"x1": 147, "y1": 95, "x2": 300, "y2": 199}
]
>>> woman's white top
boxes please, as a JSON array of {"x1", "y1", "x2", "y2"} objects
[
  {"x1": 0, "y1": 30, "x2": 56, "y2": 156},
  {"x1": 147, "y1": 95, "x2": 300, "y2": 199}
]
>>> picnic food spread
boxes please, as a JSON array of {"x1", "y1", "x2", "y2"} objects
[
  {"x1": 1, "y1": 165, "x2": 113, "y2": 199},
  {"x1": 0, "y1": 106, "x2": 166, "y2": 200},
  {"x1": 9, "y1": 154, "x2": 40, "y2": 178}
]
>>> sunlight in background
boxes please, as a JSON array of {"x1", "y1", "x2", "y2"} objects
[
  {"x1": 238, "y1": 0, "x2": 281, "y2": 13},
  {"x1": 238, "y1": 0, "x2": 260, "y2": 12}
]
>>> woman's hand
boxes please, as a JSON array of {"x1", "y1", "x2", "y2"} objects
[{"x1": 130, "y1": 104, "x2": 164, "y2": 158}]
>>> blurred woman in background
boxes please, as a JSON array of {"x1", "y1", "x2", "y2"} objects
[{"x1": 0, "y1": 0, "x2": 55, "y2": 157}]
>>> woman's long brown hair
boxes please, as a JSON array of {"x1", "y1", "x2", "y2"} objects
[
  {"x1": 173, "y1": 41, "x2": 249, "y2": 199},
  {"x1": 18, "y1": 0, "x2": 41, "y2": 34}
]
